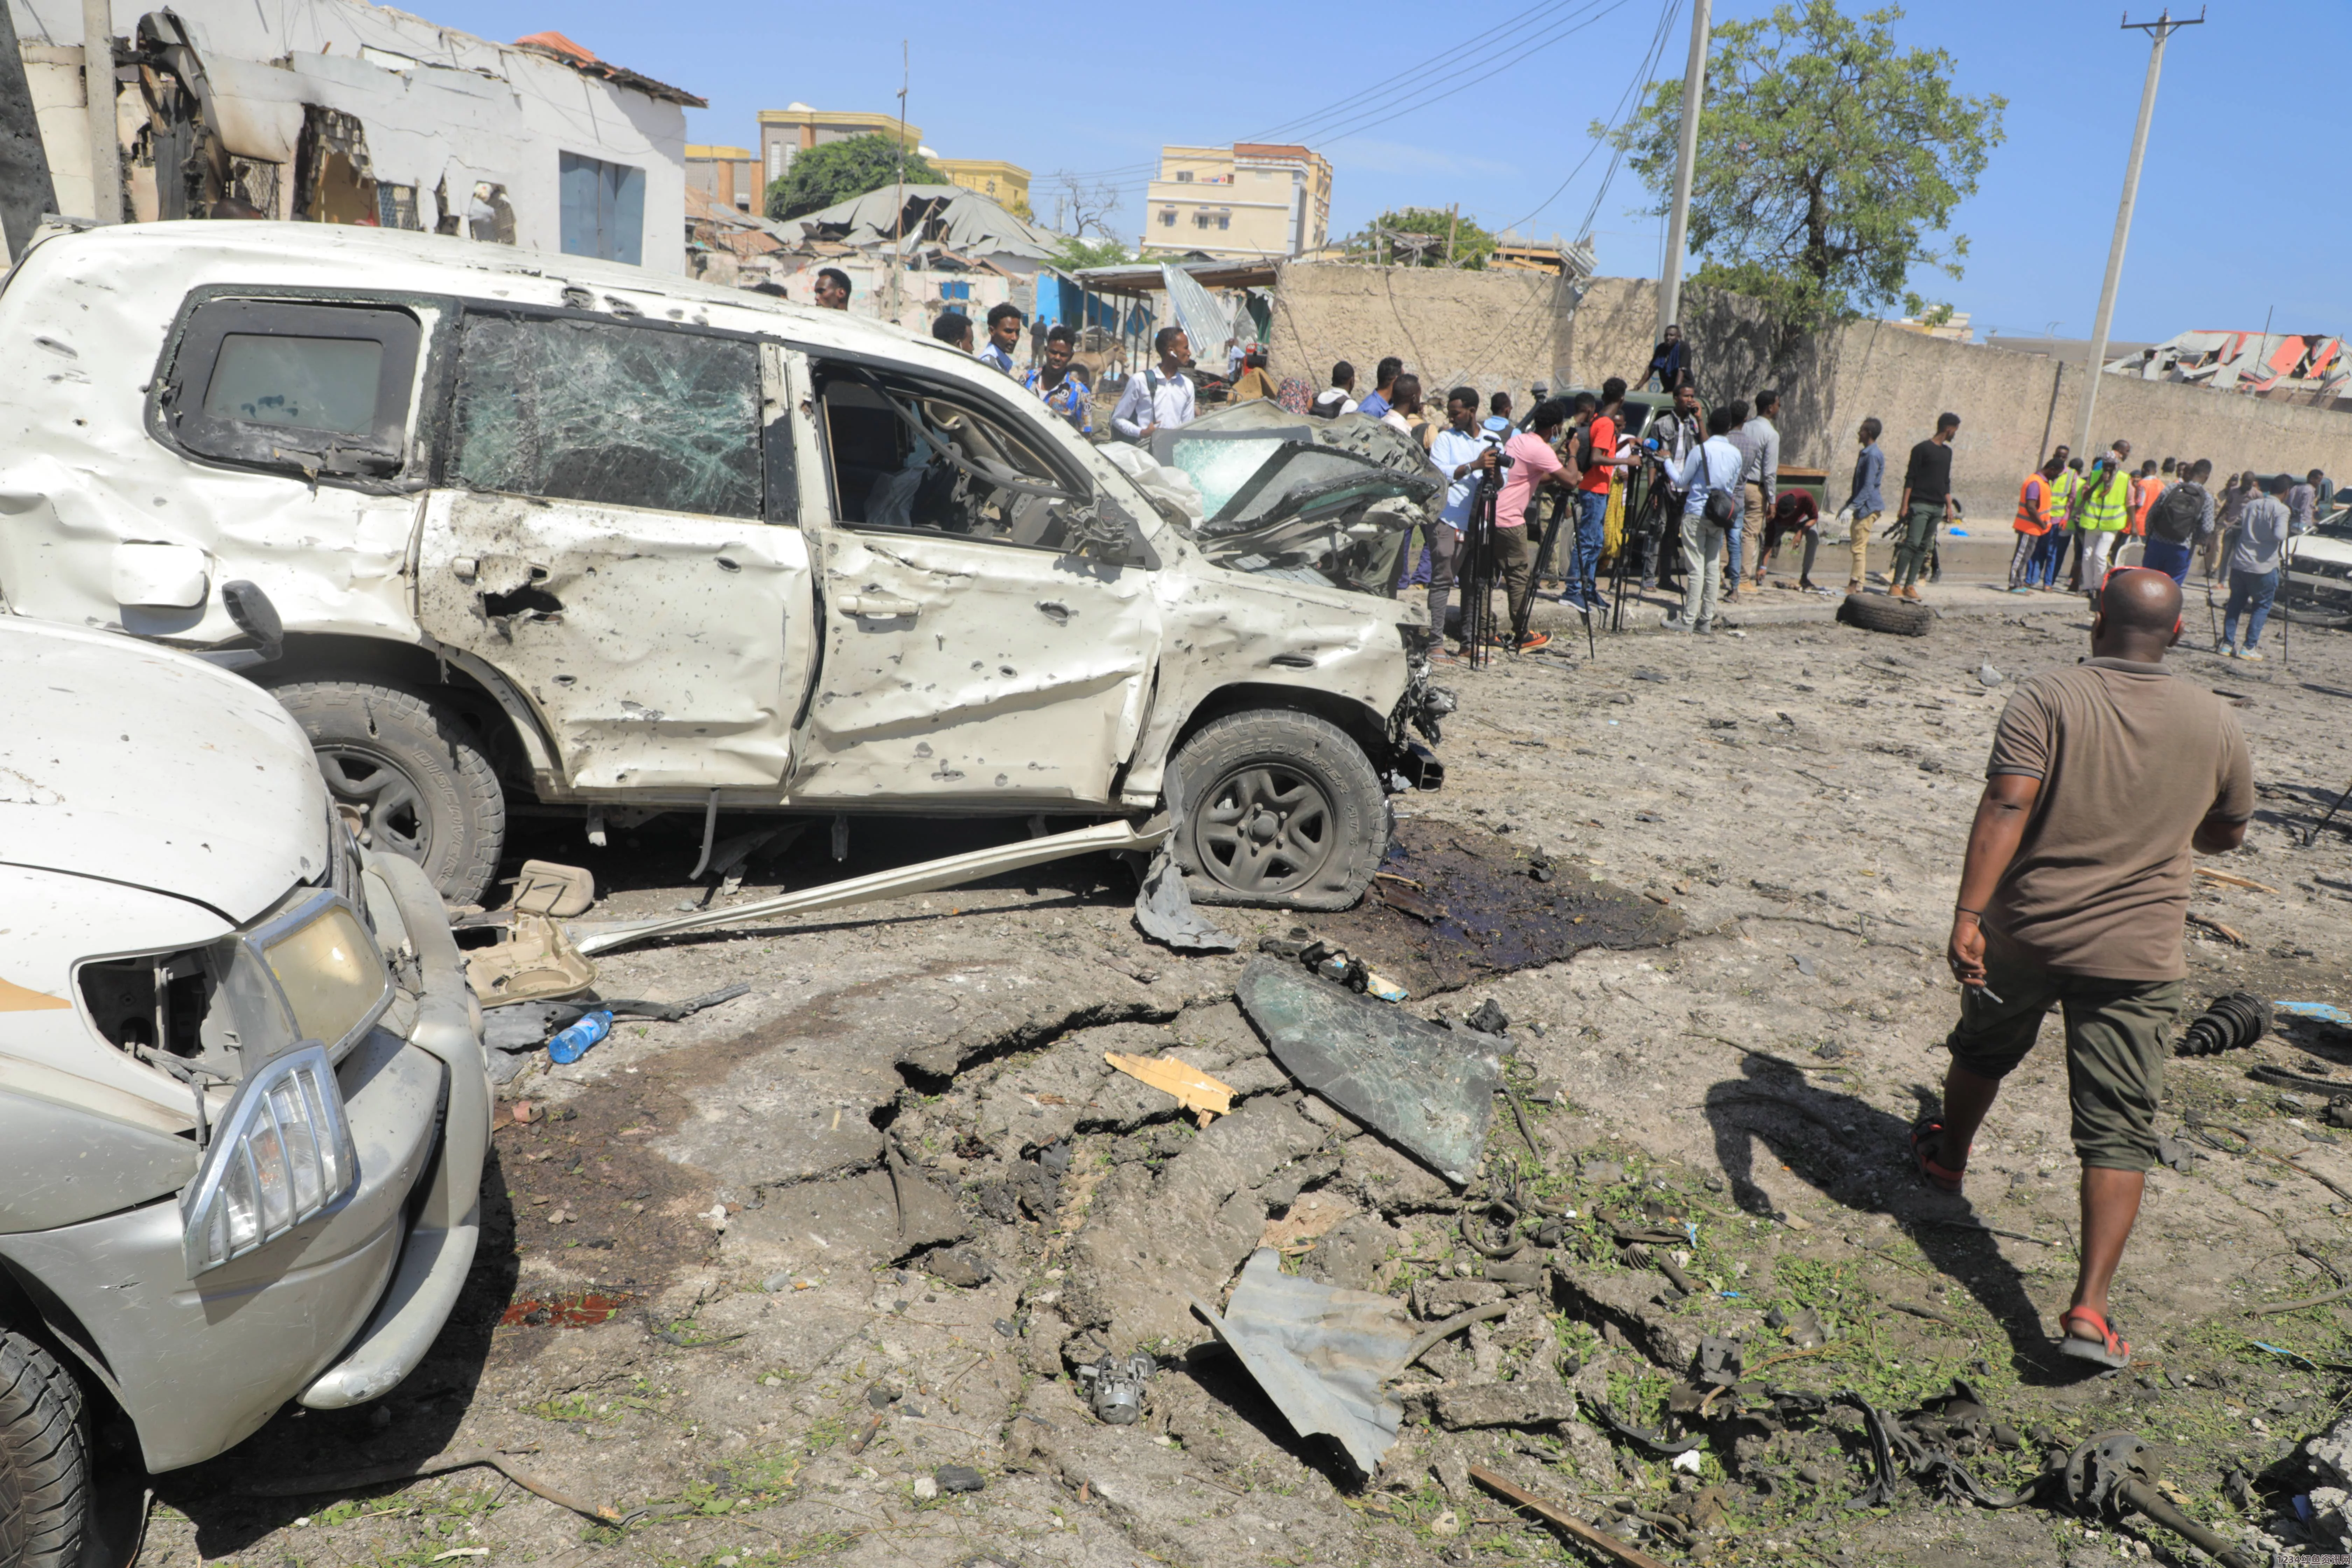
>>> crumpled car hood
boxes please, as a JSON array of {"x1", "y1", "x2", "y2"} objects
[
  {"x1": 0, "y1": 617, "x2": 328, "y2": 922},
  {"x1": 1128, "y1": 408, "x2": 1441, "y2": 596}
]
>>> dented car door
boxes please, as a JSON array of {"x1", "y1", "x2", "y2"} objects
[
  {"x1": 784, "y1": 351, "x2": 1159, "y2": 806},
  {"x1": 416, "y1": 309, "x2": 813, "y2": 792}
]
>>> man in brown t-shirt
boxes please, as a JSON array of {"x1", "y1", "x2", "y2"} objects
[{"x1": 1911, "y1": 569, "x2": 2253, "y2": 1370}]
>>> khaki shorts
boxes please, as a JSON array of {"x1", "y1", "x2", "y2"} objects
[{"x1": 1943, "y1": 940, "x2": 2184, "y2": 1172}]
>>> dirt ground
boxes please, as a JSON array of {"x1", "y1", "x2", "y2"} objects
[{"x1": 137, "y1": 582, "x2": 2352, "y2": 1568}]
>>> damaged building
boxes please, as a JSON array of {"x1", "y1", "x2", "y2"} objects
[
  {"x1": 2110, "y1": 329, "x2": 2351, "y2": 410},
  {"x1": 2, "y1": 0, "x2": 699, "y2": 271}
]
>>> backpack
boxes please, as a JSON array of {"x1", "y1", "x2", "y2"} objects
[{"x1": 2147, "y1": 481, "x2": 2206, "y2": 544}]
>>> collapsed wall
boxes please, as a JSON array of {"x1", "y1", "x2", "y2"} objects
[{"x1": 1270, "y1": 262, "x2": 2352, "y2": 515}]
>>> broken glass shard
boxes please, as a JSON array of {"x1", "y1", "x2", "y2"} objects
[
  {"x1": 1189, "y1": 1247, "x2": 1416, "y2": 1478},
  {"x1": 1234, "y1": 957, "x2": 1498, "y2": 1184}
]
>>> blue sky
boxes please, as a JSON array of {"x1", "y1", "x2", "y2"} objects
[{"x1": 456, "y1": 0, "x2": 2344, "y2": 343}]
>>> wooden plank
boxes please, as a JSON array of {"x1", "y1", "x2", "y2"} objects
[
  {"x1": 1103, "y1": 1053, "x2": 1235, "y2": 1122},
  {"x1": 1468, "y1": 1465, "x2": 1673, "y2": 1568}
]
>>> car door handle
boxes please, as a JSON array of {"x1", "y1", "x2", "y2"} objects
[{"x1": 836, "y1": 593, "x2": 920, "y2": 619}]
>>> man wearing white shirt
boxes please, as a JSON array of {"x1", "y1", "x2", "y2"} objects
[
  {"x1": 1111, "y1": 328, "x2": 1196, "y2": 442},
  {"x1": 1421, "y1": 386, "x2": 1498, "y2": 658},
  {"x1": 1663, "y1": 405, "x2": 1746, "y2": 634},
  {"x1": 976, "y1": 303, "x2": 1024, "y2": 376},
  {"x1": 1311, "y1": 360, "x2": 1359, "y2": 418}
]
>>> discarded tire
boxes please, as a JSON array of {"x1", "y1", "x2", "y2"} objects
[
  {"x1": 272, "y1": 680, "x2": 507, "y2": 903},
  {"x1": 1170, "y1": 708, "x2": 1385, "y2": 912},
  {"x1": 0, "y1": 1327, "x2": 89, "y2": 1568},
  {"x1": 1836, "y1": 592, "x2": 1933, "y2": 638}
]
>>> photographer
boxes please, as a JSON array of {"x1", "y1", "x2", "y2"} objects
[
  {"x1": 1486, "y1": 400, "x2": 1574, "y2": 653},
  {"x1": 1424, "y1": 386, "x2": 1501, "y2": 659},
  {"x1": 1635, "y1": 382, "x2": 1703, "y2": 594}
]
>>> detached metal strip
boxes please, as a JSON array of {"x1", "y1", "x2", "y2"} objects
[{"x1": 567, "y1": 815, "x2": 1169, "y2": 957}]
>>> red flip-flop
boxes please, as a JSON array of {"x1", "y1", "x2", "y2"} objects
[
  {"x1": 1910, "y1": 1117, "x2": 1966, "y2": 1194},
  {"x1": 2058, "y1": 1307, "x2": 2131, "y2": 1369}
]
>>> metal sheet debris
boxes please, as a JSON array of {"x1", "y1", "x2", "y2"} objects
[
  {"x1": 1188, "y1": 1247, "x2": 1416, "y2": 1478},
  {"x1": 1133, "y1": 845, "x2": 1240, "y2": 952},
  {"x1": 1234, "y1": 958, "x2": 1499, "y2": 1185}
]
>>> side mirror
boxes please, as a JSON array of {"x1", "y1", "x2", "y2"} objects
[{"x1": 199, "y1": 580, "x2": 285, "y2": 670}]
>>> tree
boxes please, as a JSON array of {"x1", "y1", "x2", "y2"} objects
[
  {"x1": 1603, "y1": 1, "x2": 2004, "y2": 324},
  {"x1": 1349, "y1": 207, "x2": 1497, "y2": 269},
  {"x1": 1048, "y1": 170, "x2": 1124, "y2": 242},
  {"x1": 764, "y1": 134, "x2": 941, "y2": 222},
  {"x1": 1052, "y1": 234, "x2": 1132, "y2": 273}
]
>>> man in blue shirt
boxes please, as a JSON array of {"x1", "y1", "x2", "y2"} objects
[
  {"x1": 1026, "y1": 326, "x2": 1093, "y2": 435},
  {"x1": 1842, "y1": 417, "x2": 1886, "y2": 592},
  {"x1": 1422, "y1": 385, "x2": 1499, "y2": 658},
  {"x1": 1355, "y1": 356, "x2": 1403, "y2": 421},
  {"x1": 1663, "y1": 405, "x2": 1746, "y2": 634}
]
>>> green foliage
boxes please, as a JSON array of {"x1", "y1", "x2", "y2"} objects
[
  {"x1": 1603, "y1": 1, "x2": 2005, "y2": 323},
  {"x1": 1052, "y1": 234, "x2": 1132, "y2": 273},
  {"x1": 1352, "y1": 207, "x2": 1497, "y2": 270},
  {"x1": 764, "y1": 134, "x2": 940, "y2": 222}
]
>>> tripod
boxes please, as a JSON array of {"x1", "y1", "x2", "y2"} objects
[
  {"x1": 1610, "y1": 460, "x2": 1675, "y2": 632},
  {"x1": 1461, "y1": 465, "x2": 1501, "y2": 670},
  {"x1": 1515, "y1": 485, "x2": 1595, "y2": 657}
]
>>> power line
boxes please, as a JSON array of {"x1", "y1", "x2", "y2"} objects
[
  {"x1": 1500, "y1": 0, "x2": 1680, "y2": 237},
  {"x1": 1055, "y1": 0, "x2": 1628, "y2": 186}
]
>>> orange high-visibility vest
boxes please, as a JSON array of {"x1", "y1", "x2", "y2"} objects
[{"x1": 2014, "y1": 472, "x2": 2052, "y2": 536}]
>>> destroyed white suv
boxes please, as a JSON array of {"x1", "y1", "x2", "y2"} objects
[
  {"x1": 0, "y1": 615, "x2": 489, "y2": 1560},
  {"x1": 0, "y1": 222, "x2": 1447, "y2": 911}
]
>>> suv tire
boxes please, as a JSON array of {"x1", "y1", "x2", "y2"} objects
[
  {"x1": 1170, "y1": 709, "x2": 1384, "y2": 911},
  {"x1": 0, "y1": 1328, "x2": 88, "y2": 1568},
  {"x1": 1836, "y1": 592, "x2": 1933, "y2": 637},
  {"x1": 273, "y1": 681, "x2": 505, "y2": 904}
]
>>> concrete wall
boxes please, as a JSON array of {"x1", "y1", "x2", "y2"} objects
[
  {"x1": 1270, "y1": 261, "x2": 2352, "y2": 514},
  {"x1": 1266, "y1": 260, "x2": 1576, "y2": 416},
  {"x1": 1566, "y1": 276, "x2": 2352, "y2": 512}
]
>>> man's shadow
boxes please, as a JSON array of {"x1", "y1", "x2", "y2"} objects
[{"x1": 1703, "y1": 1051, "x2": 2071, "y2": 1379}]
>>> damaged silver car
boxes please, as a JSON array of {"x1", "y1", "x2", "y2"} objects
[
  {"x1": 0, "y1": 615, "x2": 490, "y2": 1563},
  {"x1": 0, "y1": 222, "x2": 1448, "y2": 912}
]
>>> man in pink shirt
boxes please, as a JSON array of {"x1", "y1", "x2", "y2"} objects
[{"x1": 1486, "y1": 399, "x2": 1569, "y2": 653}]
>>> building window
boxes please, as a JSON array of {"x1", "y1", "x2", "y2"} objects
[
  {"x1": 559, "y1": 152, "x2": 645, "y2": 266},
  {"x1": 1175, "y1": 169, "x2": 1192, "y2": 182},
  {"x1": 1193, "y1": 212, "x2": 1210, "y2": 229},
  {"x1": 1217, "y1": 215, "x2": 1230, "y2": 230},
  {"x1": 1159, "y1": 209, "x2": 1175, "y2": 227}
]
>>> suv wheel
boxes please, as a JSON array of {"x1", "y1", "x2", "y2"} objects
[
  {"x1": 1171, "y1": 709, "x2": 1384, "y2": 910},
  {"x1": 273, "y1": 681, "x2": 506, "y2": 904},
  {"x1": 0, "y1": 1328, "x2": 88, "y2": 1568}
]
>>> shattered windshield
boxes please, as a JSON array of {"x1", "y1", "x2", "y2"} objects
[
  {"x1": 1163, "y1": 433, "x2": 1300, "y2": 520},
  {"x1": 1129, "y1": 438, "x2": 1434, "y2": 597},
  {"x1": 449, "y1": 313, "x2": 762, "y2": 519}
]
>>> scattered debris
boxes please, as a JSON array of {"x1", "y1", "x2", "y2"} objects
[
  {"x1": 498, "y1": 1290, "x2": 636, "y2": 1328},
  {"x1": 1976, "y1": 663, "x2": 2002, "y2": 687},
  {"x1": 1463, "y1": 997, "x2": 1511, "y2": 1036},
  {"x1": 2279, "y1": 1001, "x2": 2352, "y2": 1027},
  {"x1": 2185, "y1": 912, "x2": 2248, "y2": 946},
  {"x1": 546, "y1": 1009, "x2": 611, "y2": 1065},
  {"x1": 511, "y1": 859, "x2": 596, "y2": 917},
  {"x1": 925, "y1": 1249, "x2": 996, "y2": 1289},
  {"x1": 1075, "y1": 1351, "x2": 1155, "y2": 1425},
  {"x1": 1188, "y1": 1247, "x2": 1418, "y2": 1477},
  {"x1": 2059, "y1": 1432, "x2": 2259, "y2": 1568},
  {"x1": 933, "y1": 1465, "x2": 986, "y2": 1494},
  {"x1": 244, "y1": 1447, "x2": 624, "y2": 1525},
  {"x1": 1132, "y1": 845, "x2": 1240, "y2": 952},
  {"x1": 1236, "y1": 958, "x2": 1500, "y2": 1185},
  {"x1": 2175, "y1": 991, "x2": 2271, "y2": 1055},
  {"x1": 1472, "y1": 1464, "x2": 1674, "y2": 1568},
  {"x1": 2195, "y1": 867, "x2": 2279, "y2": 893},
  {"x1": 1102, "y1": 1053, "x2": 1236, "y2": 1126},
  {"x1": 466, "y1": 913, "x2": 597, "y2": 1005}
]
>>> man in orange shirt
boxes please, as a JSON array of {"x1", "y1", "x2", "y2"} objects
[{"x1": 2008, "y1": 453, "x2": 2063, "y2": 592}]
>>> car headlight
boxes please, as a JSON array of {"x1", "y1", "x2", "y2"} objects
[
  {"x1": 181, "y1": 1042, "x2": 358, "y2": 1276},
  {"x1": 224, "y1": 890, "x2": 394, "y2": 1071}
]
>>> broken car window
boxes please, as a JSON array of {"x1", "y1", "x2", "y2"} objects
[
  {"x1": 814, "y1": 364, "x2": 1133, "y2": 561},
  {"x1": 163, "y1": 299, "x2": 421, "y2": 480},
  {"x1": 448, "y1": 314, "x2": 762, "y2": 520},
  {"x1": 202, "y1": 335, "x2": 384, "y2": 436}
]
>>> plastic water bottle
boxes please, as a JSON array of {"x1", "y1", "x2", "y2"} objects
[{"x1": 546, "y1": 1009, "x2": 612, "y2": 1065}]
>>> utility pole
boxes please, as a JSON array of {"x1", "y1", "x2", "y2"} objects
[
  {"x1": 82, "y1": 0, "x2": 122, "y2": 223},
  {"x1": 1656, "y1": 0, "x2": 1710, "y2": 341},
  {"x1": 889, "y1": 39, "x2": 908, "y2": 324},
  {"x1": 2073, "y1": 8, "x2": 2202, "y2": 462}
]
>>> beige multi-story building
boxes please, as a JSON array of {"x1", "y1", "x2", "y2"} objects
[
  {"x1": 932, "y1": 159, "x2": 1031, "y2": 219},
  {"x1": 1139, "y1": 144, "x2": 1331, "y2": 261},
  {"x1": 755, "y1": 105, "x2": 922, "y2": 190},
  {"x1": 685, "y1": 145, "x2": 759, "y2": 213}
]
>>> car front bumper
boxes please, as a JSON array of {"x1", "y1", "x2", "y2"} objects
[{"x1": 0, "y1": 851, "x2": 490, "y2": 1471}]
